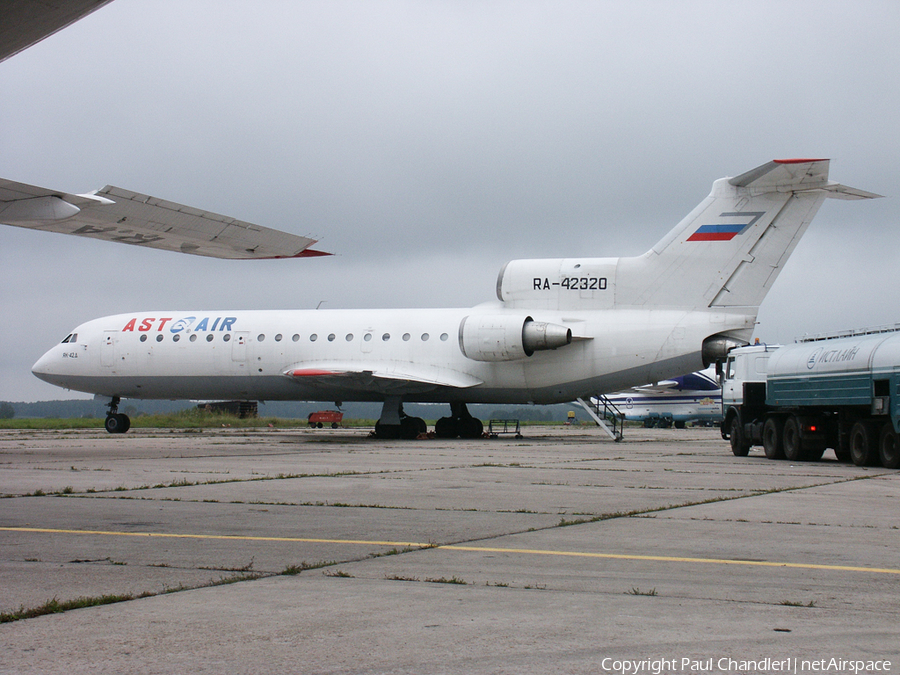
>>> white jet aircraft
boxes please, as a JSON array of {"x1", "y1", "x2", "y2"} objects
[
  {"x1": 599, "y1": 368, "x2": 722, "y2": 429},
  {"x1": 20, "y1": 159, "x2": 879, "y2": 438}
]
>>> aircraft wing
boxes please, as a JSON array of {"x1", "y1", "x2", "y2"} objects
[
  {"x1": 1, "y1": 0, "x2": 116, "y2": 63},
  {"x1": 0, "y1": 178, "x2": 329, "y2": 259},
  {"x1": 632, "y1": 380, "x2": 679, "y2": 393},
  {"x1": 285, "y1": 362, "x2": 483, "y2": 395}
]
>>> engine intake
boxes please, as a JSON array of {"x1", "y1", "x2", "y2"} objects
[{"x1": 459, "y1": 315, "x2": 572, "y2": 362}]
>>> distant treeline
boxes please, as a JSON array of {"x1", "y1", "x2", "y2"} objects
[{"x1": 2, "y1": 399, "x2": 578, "y2": 423}]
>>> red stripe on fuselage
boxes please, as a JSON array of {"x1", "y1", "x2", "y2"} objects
[{"x1": 290, "y1": 369, "x2": 339, "y2": 377}]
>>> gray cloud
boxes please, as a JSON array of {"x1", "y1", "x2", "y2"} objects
[{"x1": 2, "y1": 0, "x2": 898, "y2": 400}]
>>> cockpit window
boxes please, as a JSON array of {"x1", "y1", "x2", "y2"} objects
[{"x1": 61, "y1": 333, "x2": 77, "y2": 344}]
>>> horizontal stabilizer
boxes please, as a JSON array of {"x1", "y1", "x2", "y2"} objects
[
  {"x1": 729, "y1": 159, "x2": 882, "y2": 199},
  {"x1": 0, "y1": 177, "x2": 329, "y2": 259}
]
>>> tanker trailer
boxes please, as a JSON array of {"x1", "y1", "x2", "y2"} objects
[{"x1": 721, "y1": 330, "x2": 900, "y2": 468}]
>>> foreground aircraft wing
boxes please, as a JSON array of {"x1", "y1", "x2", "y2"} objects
[
  {"x1": 285, "y1": 362, "x2": 483, "y2": 395},
  {"x1": 0, "y1": 0, "x2": 116, "y2": 63},
  {"x1": 0, "y1": 178, "x2": 329, "y2": 259}
]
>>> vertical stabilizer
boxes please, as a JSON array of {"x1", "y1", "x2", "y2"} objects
[{"x1": 614, "y1": 159, "x2": 879, "y2": 311}]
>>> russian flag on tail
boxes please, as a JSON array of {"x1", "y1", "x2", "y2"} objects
[{"x1": 687, "y1": 211, "x2": 765, "y2": 242}]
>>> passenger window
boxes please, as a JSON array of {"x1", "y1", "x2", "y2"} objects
[
  {"x1": 328, "y1": 334, "x2": 336, "y2": 342},
  {"x1": 140, "y1": 335, "x2": 148, "y2": 343},
  {"x1": 223, "y1": 334, "x2": 231, "y2": 342},
  {"x1": 258, "y1": 334, "x2": 265, "y2": 342},
  {"x1": 156, "y1": 335, "x2": 164, "y2": 342},
  {"x1": 206, "y1": 334, "x2": 214, "y2": 342},
  {"x1": 173, "y1": 334, "x2": 180, "y2": 342},
  {"x1": 382, "y1": 333, "x2": 390, "y2": 341},
  {"x1": 275, "y1": 334, "x2": 282, "y2": 342},
  {"x1": 402, "y1": 333, "x2": 411, "y2": 341},
  {"x1": 190, "y1": 334, "x2": 197, "y2": 342},
  {"x1": 421, "y1": 333, "x2": 429, "y2": 341},
  {"x1": 440, "y1": 333, "x2": 448, "y2": 341},
  {"x1": 346, "y1": 333, "x2": 354, "y2": 341},
  {"x1": 310, "y1": 334, "x2": 318, "y2": 342},
  {"x1": 292, "y1": 334, "x2": 300, "y2": 342},
  {"x1": 364, "y1": 333, "x2": 372, "y2": 342}
]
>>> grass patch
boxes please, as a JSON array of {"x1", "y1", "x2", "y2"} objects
[
  {"x1": 0, "y1": 593, "x2": 136, "y2": 623},
  {"x1": 425, "y1": 576, "x2": 467, "y2": 585},
  {"x1": 626, "y1": 587, "x2": 658, "y2": 596}
]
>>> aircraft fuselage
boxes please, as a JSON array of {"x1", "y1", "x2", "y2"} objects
[{"x1": 32, "y1": 306, "x2": 750, "y2": 405}]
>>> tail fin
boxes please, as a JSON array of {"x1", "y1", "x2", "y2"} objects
[{"x1": 615, "y1": 159, "x2": 880, "y2": 310}]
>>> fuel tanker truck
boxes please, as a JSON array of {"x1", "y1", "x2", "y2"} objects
[{"x1": 720, "y1": 328, "x2": 900, "y2": 468}]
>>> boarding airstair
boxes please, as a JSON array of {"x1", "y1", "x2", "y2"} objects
[{"x1": 576, "y1": 396, "x2": 625, "y2": 441}]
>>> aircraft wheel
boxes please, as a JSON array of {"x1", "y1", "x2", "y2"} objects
[
  {"x1": 878, "y1": 423, "x2": 900, "y2": 469},
  {"x1": 435, "y1": 416, "x2": 459, "y2": 438},
  {"x1": 104, "y1": 413, "x2": 130, "y2": 434},
  {"x1": 728, "y1": 415, "x2": 750, "y2": 457},
  {"x1": 849, "y1": 421, "x2": 878, "y2": 466},
  {"x1": 762, "y1": 416, "x2": 785, "y2": 460},
  {"x1": 374, "y1": 421, "x2": 401, "y2": 439},
  {"x1": 399, "y1": 416, "x2": 426, "y2": 440},
  {"x1": 782, "y1": 416, "x2": 803, "y2": 461},
  {"x1": 458, "y1": 416, "x2": 484, "y2": 439}
]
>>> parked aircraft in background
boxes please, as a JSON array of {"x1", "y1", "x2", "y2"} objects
[
  {"x1": 600, "y1": 368, "x2": 722, "y2": 428},
  {"x1": 23, "y1": 159, "x2": 879, "y2": 438}
]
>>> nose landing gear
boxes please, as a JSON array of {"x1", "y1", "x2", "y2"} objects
[{"x1": 104, "y1": 396, "x2": 131, "y2": 434}]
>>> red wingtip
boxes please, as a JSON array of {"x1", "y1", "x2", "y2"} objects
[
  {"x1": 293, "y1": 248, "x2": 332, "y2": 258},
  {"x1": 773, "y1": 158, "x2": 829, "y2": 164}
]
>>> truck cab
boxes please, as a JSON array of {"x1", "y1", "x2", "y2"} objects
[
  {"x1": 721, "y1": 344, "x2": 778, "y2": 408},
  {"x1": 721, "y1": 344, "x2": 780, "y2": 455}
]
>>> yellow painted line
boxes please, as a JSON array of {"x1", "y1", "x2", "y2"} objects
[
  {"x1": 438, "y1": 545, "x2": 900, "y2": 575},
  {"x1": 0, "y1": 527, "x2": 424, "y2": 548},
  {"x1": 3, "y1": 526, "x2": 899, "y2": 576}
]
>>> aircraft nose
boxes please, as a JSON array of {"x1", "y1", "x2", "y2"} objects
[{"x1": 32, "y1": 348, "x2": 62, "y2": 385}]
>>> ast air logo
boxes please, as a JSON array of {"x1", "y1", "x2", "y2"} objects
[
  {"x1": 121, "y1": 316, "x2": 238, "y2": 333},
  {"x1": 687, "y1": 211, "x2": 765, "y2": 241}
]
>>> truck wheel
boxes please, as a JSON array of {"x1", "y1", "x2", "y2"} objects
[
  {"x1": 729, "y1": 415, "x2": 750, "y2": 456},
  {"x1": 849, "y1": 421, "x2": 878, "y2": 466},
  {"x1": 878, "y1": 423, "x2": 900, "y2": 469},
  {"x1": 783, "y1": 416, "x2": 803, "y2": 461},
  {"x1": 802, "y1": 446, "x2": 826, "y2": 462},
  {"x1": 762, "y1": 416, "x2": 785, "y2": 460}
]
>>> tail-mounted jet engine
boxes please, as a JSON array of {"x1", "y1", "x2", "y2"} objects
[
  {"x1": 701, "y1": 334, "x2": 748, "y2": 367},
  {"x1": 459, "y1": 315, "x2": 572, "y2": 362}
]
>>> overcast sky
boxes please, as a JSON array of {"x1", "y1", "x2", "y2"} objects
[{"x1": 2, "y1": 0, "x2": 899, "y2": 402}]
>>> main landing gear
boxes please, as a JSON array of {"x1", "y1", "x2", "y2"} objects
[
  {"x1": 104, "y1": 396, "x2": 131, "y2": 434},
  {"x1": 373, "y1": 398, "x2": 427, "y2": 439},
  {"x1": 372, "y1": 399, "x2": 485, "y2": 440},
  {"x1": 435, "y1": 402, "x2": 484, "y2": 439}
]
